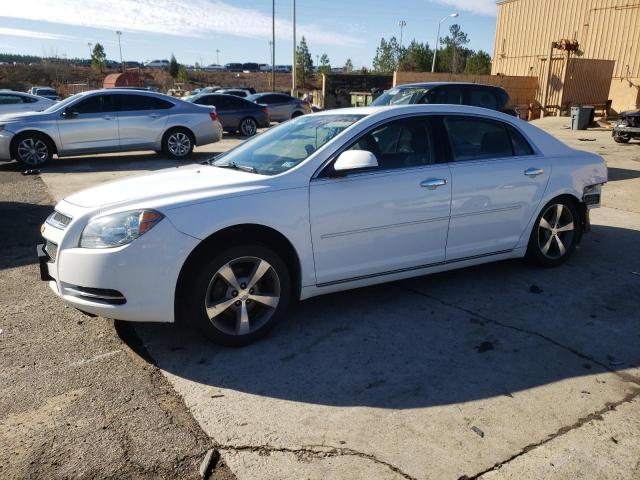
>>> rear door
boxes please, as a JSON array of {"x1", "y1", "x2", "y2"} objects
[
  {"x1": 57, "y1": 93, "x2": 119, "y2": 154},
  {"x1": 201, "y1": 95, "x2": 232, "y2": 129},
  {"x1": 260, "y1": 94, "x2": 289, "y2": 121},
  {"x1": 442, "y1": 115, "x2": 550, "y2": 260},
  {"x1": 115, "y1": 94, "x2": 172, "y2": 149}
]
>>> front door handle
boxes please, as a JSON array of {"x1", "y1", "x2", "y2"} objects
[
  {"x1": 524, "y1": 167, "x2": 544, "y2": 177},
  {"x1": 149, "y1": 113, "x2": 160, "y2": 118},
  {"x1": 420, "y1": 178, "x2": 447, "y2": 190},
  {"x1": 103, "y1": 115, "x2": 114, "y2": 120}
]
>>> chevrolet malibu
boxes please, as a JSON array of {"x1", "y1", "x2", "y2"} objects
[
  {"x1": 0, "y1": 89, "x2": 223, "y2": 166},
  {"x1": 39, "y1": 105, "x2": 607, "y2": 346}
]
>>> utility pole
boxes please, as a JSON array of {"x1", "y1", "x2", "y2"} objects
[
  {"x1": 398, "y1": 20, "x2": 406, "y2": 48},
  {"x1": 87, "y1": 42, "x2": 92, "y2": 61},
  {"x1": 272, "y1": 0, "x2": 275, "y2": 92},
  {"x1": 116, "y1": 30, "x2": 124, "y2": 72},
  {"x1": 216, "y1": 49, "x2": 220, "y2": 65},
  {"x1": 292, "y1": 0, "x2": 296, "y2": 96},
  {"x1": 431, "y1": 12, "x2": 458, "y2": 73}
]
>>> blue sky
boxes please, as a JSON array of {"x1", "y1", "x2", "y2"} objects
[{"x1": 1, "y1": 0, "x2": 497, "y2": 69}]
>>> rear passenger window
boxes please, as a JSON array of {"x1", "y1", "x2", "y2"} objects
[
  {"x1": 148, "y1": 97, "x2": 173, "y2": 110},
  {"x1": 444, "y1": 117, "x2": 512, "y2": 161},
  {"x1": 426, "y1": 87, "x2": 464, "y2": 105},
  {"x1": 469, "y1": 89, "x2": 498, "y2": 110},
  {"x1": 347, "y1": 117, "x2": 434, "y2": 170},
  {"x1": 508, "y1": 125, "x2": 534, "y2": 156}
]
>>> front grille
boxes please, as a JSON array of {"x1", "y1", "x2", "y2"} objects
[
  {"x1": 46, "y1": 211, "x2": 72, "y2": 230},
  {"x1": 45, "y1": 241, "x2": 58, "y2": 262}
]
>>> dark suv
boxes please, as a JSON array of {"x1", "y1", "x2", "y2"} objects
[
  {"x1": 372, "y1": 82, "x2": 518, "y2": 116},
  {"x1": 612, "y1": 109, "x2": 640, "y2": 143}
]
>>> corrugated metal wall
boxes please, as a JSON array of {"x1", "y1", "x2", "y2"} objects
[
  {"x1": 493, "y1": 0, "x2": 639, "y2": 79},
  {"x1": 562, "y1": 58, "x2": 616, "y2": 104}
]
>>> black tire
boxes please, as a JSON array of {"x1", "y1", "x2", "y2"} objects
[
  {"x1": 184, "y1": 244, "x2": 291, "y2": 346},
  {"x1": 162, "y1": 128, "x2": 194, "y2": 159},
  {"x1": 291, "y1": 111, "x2": 303, "y2": 119},
  {"x1": 525, "y1": 197, "x2": 582, "y2": 267},
  {"x1": 238, "y1": 117, "x2": 258, "y2": 137},
  {"x1": 613, "y1": 133, "x2": 630, "y2": 144},
  {"x1": 12, "y1": 132, "x2": 54, "y2": 167}
]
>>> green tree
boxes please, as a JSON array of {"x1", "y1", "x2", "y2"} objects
[
  {"x1": 318, "y1": 53, "x2": 331, "y2": 75},
  {"x1": 295, "y1": 36, "x2": 313, "y2": 87},
  {"x1": 372, "y1": 36, "x2": 401, "y2": 73},
  {"x1": 438, "y1": 24, "x2": 470, "y2": 73},
  {"x1": 168, "y1": 53, "x2": 179, "y2": 78},
  {"x1": 177, "y1": 65, "x2": 189, "y2": 83},
  {"x1": 344, "y1": 58, "x2": 354, "y2": 73},
  {"x1": 464, "y1": 50, "x2": 492, "y2": 74},
  {"x1": 90, "y1": 43, "x2": 106, "y2": 72},
  {"x1": 397, "y1": 40, "x2": 432, "y2": 71}
]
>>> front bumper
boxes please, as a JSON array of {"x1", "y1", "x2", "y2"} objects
[
  {"x1": 0, "y1": 129, "x2": 15, "y2": 160},
  {"x1": 612, "y1": 124, "x2": 640, "y2": 135},
  {"x1": 40, "y1": 217, "x2": 199, "y2": 323}
]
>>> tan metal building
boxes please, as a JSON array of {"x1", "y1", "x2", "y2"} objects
[{"x1": 492, "y1": 0, "x2": 640, "y2": 114}]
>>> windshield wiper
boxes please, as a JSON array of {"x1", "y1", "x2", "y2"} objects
[{"x1": 213, "y1": 161, "x2": 257, "y2": 173}]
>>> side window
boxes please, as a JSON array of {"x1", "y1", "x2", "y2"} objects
[
  {"x1": 508, "y1": 125, "x2": 534, "y2": 156},
  {"x1": 211, "y1": 96, "x2": 229, "y2": 109},
  {"x1": 148, "y1": 97, "x2": 173, "y2": 110},
  {"x1": 258, "y1": 95, "x2": 276, "y2": 104},
  {"x1": 469, "y1": 89, "x2": 498, "y2": 110},
  {"x1": 226, "y1": 97, "x2": 246, "y2": 108},
  {"x1": 427, "y1": 87, "x2": 464, "y2": 105},
  {"x1": 115, "y1": 94, "x2": 150, "y2": 111},
  {"x1": 22, "y1": 96, "x2": 38, "y2": 103},
  {"x1": 444, "y1": 116, "x2": 513, "y2": 161},
  {"x1": 347, "y1": 117, "x2": 434, "y2": 170},
  {"x1": 0, "y1": 94, "x2": 23, "y2": 104},
  {"x1": 74, "y1": 95, "x2": 105, "y2": 114}
]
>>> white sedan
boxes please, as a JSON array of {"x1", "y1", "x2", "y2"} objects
[
  {"x1": 39, "y1": 105, "x2": 607, "y2": 345},
  {"x1": 0, "y1": 90, "x2": 54, "y2": 114}
]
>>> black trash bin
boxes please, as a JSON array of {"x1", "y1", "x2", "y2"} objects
[{"x1": 571, "y1": 106, "x2": 594, "y2": 130}]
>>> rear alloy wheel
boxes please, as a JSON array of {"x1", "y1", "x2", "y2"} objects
[
  {"x1": 14, "y1": 134, "x2": 53, "y2": 166},
  {"x1": 163, "y1": 129, "x2": 194, "y2": 158},
  {"x1": 526, "y1": 199, "x2": 581, "y2": 267},
  {"x1": 613, "y1": 133, "x2": 631, "y2": 144},
  {"x1": 239, "y1": 117, "x2": 258, "y2": 137},
  {"x1": 186, "y1": 244, "x2": 291, "y2": 346}
]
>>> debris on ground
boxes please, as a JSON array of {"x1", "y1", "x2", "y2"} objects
[
  {"x1": 22, "y1": 169, "x2": 40, "y2": 175},
  {"x1": 471, "y1": 426, "x2": 485, "y2": 438},
  {"x1": 578, "y1": 138, "x2": 597, "y2": 141},
  {"x1": 529, "y1": 284, "x2": 544, "y2": 294},
  {"x1": 199, "y1": 448, "x2": 219, "y2": 479}
]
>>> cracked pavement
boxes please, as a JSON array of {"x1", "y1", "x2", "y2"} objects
[{"x1": 15, "y1": 120, "x2": 640, "y2": 479}]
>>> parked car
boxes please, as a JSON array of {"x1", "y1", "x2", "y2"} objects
[
  {"x1": 0, "y1": 89, "x2": 222, "y2": 166},
  {"x1": 186, "y1": 93, "x2": 269, "y2": 136},
  {"x1": 612, "y1": 109, "x2": 640, "y2": 143},
  {"x1": 216, "y1": 88, "x2": 252, "y2": 98},
  {"x1": 27, "y1": 87, "x2": 60, "y2": 101},
  {"x1": 0, "y1": 90, "x2": 55, "y2": 114},
  {"x1": 38, "y1": 104, "x2": 606, "y2": 346},
  {"x1": 246, "y1": 92, "x2": 311, "y2": 121},
  {"x1": 242, "y1": 63, "x2": 260, "y2": 72},
  {"x1": 275, "y1": 65, "x2": 292, "y2": 73},
  {"x1": 224, "y1": 63, "x2": 243, "y2": 72},
  {"x1": 203, "y1": 64, "x2": 225, "y2": 72},
  {"x1": 145, "y1": 59, "x2": 170, "y2": 69},
  {"x1": 371, "y1": 82, "x2": 518, "y2": 116}
]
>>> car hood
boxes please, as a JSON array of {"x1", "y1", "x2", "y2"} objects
[
  {"x1": 64, "y1": 164, "x2": 271, "y2": 209},
  {"x1": 620, "y1": 109, "x2": 640, "y2": 118},
  {"x1": 0, "y1": 110, "x2": 54, "y2": 122}
]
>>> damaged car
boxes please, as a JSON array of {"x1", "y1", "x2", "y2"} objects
[{"x1": 612, "y1": 109, "x2": 640, "y2": 143}]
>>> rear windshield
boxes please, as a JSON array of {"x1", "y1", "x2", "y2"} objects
[{"x1": 372, "y1": 87, "x2": 430, "y2": 106}]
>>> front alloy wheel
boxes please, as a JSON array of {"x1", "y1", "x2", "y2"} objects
[
  {"x1": 527, "y1": 199, "x2": 581, "y2": 266},
  {"x1": 186, "y1": 244, "x2": 291, "y2": 346},
  {"x1": 16, "y1": 137, "x2": 51, "y2": 166},
  {"x1": 239, "y1": 118, "x2": 258, "y2": 136}
]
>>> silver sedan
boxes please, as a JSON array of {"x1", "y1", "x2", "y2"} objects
[{"x1": 0, "y1": 89, "x2": 223, "y2": 166}]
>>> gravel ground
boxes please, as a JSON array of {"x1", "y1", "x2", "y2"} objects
[{"x1": 0, "y1": 162, "x2": 235, "y2": 479}]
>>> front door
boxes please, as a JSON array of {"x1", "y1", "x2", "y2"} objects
[
  {"x1": 310, "y1": 116, "x2": 451, "y2": 285},
  {"x1": 57, "y1": 93, "x2": 119, "y2": 154},
  {"x1": 442, "y1": 115, "x2": 551, "y2": 260}
]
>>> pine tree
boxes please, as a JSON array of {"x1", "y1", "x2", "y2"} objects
[
  {"x1": 169, "y1": 54, "x2": 179, "y2": 78},
  {"x1": 295, "y1": 36, "x2": 313, "y2": 87},
  {"x1": 91, "y1": 43, "x2": 106, "y2": 72}
]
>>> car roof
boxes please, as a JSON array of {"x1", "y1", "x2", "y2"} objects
[{"x1": 393, "y1": 82, "x2": 506, "y2": 90}]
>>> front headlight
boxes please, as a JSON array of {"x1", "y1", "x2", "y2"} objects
[{"x1": 80, "y1": 210, "x2": 164, "y2": 249}]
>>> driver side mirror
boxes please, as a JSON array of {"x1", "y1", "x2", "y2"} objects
[
  {"x1": 333, "y1": 150, "x2": 378, "y2": 174},
  {"x1": 62, "y1": 107, "x2": 78, "y2": 118}
]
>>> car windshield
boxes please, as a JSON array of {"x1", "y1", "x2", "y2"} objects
[
  {"x1": 371, "y1": 87, "x2": 430, "y2": 106},
  {"x1": 43, "y1": 93, "x2": 83, "y2": 112},
  {"x1": 211, "y1": 114, "x2": 364, "y2": 175}
]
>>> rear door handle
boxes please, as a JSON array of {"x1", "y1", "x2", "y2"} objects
[
  {"x1": 420, "y1": 178, "x2": 447, "y2": 190},
  {"x1": 524, "y1": 167, "x2": 544, "y2": 177},
  {"x1": 103, "y1": 115, "x2": 114, "y2": 120},
  {"x1": 149, "y1": 113, "x2": 160, "y2": 118}
]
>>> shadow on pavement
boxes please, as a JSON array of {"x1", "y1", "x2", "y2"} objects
[
  {"x1": 126, "y1": 223, "x2": 640, "y2": 409},
  {"x1": 608, "y1": 167, "x2": 640, "y2": 181},
  {"x1": 0, "y1": 201, "x2": 53, "y2": 270}
]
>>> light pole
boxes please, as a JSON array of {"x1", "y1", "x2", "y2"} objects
[
  {"x1": 116, "y1": 30, "x2": 124, "y2": 72},
  {"x1": 271, "y1": 0, "x2": 275, "y2": 92},
  {"x1": 291, "y1": 0, "x2": 296, "y2": 96},
  {"x1": 398, "y1": 20, "x2": 406, "y2": 48},
  {"x1": 431, "y1": 12, "x2": 458, "y2": 73},
  {"x1": 216, "y1": 49, "x2": 220, "y2": 65},
  {"x1": 87, "y1": 42, "x2": 92, "y2": 62}
]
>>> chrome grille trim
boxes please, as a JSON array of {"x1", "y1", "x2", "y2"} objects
[{"x1": 45, "y1": 241, "x2": 58, "y2": 262}]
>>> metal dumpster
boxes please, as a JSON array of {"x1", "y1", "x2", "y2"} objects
[{"x1": 571, "y1": 106, "x2": 594, "y2": 130}]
